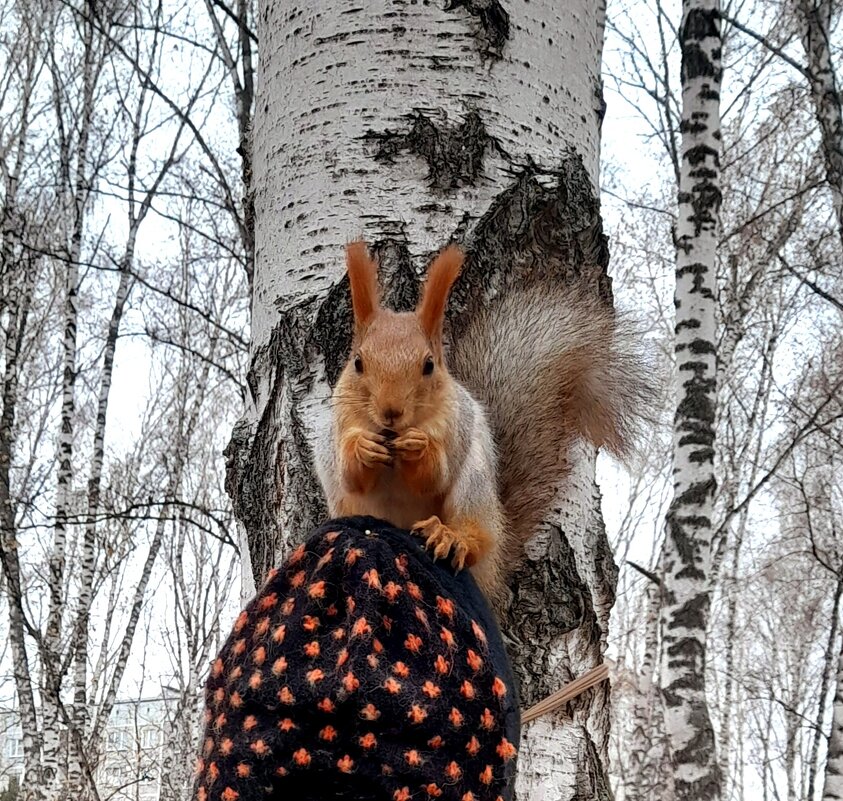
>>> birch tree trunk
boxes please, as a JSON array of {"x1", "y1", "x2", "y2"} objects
[
  {"x1": 226, "y1": 0, "x2": 618, "y2": 796},
  {"x1": 811, "y1": 580, "x2": 843, "y2": 801},
  {"x1": 0, "y1": 11, "x2": 42, "y2": 794},
  {"x1": 823, "y1": 620, "x2": 843, "y2": 801},
  {"x1": 627, "y1": 581, "x2": 673, "y2": 801},
  {"x1": 43, "y1": 3, "x2": 99, "y2": 791},
  {"x1": 796, "y1": 0, "x2": 843, "y2": 246},
  {"x1": 659, "y1": 2, "x2": 722, "y2": 800}
]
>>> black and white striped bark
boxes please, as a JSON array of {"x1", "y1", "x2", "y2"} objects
[
  {"x1": 0, "y1": 269, "x2": 40, "y2": 799},
  {"x1": 227, "y1": 0, "x2": 617, "y2": 794},
  {"x1": 659, "y1": 2, "x2": 722, "y2": 800}
]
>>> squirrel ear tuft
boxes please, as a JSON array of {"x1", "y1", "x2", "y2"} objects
[
  {"x1": 417, "y1": 245, "x2": 463, "y2": 341},
  {"x1": 346, "y1": 240, "x2": 380, "y2": 329}
]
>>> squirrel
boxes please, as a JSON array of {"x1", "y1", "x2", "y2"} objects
[{"x1": 315, "y1": 241, "x2": 651, "y2": 606}]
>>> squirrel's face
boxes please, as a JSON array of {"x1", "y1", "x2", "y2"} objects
[
  {"x1": 338, "y1": 240, "x2": 463, "y2": 433},
  {"x1": 342, "y1": 310, "x2": 448, "y2": 433}
]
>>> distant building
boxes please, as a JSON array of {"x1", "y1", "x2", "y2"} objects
[{"x1": 0, "y1": 695, "x2": 176, "y2": 800}]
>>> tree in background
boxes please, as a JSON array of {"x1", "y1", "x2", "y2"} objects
[
  {"x1": 0, "y1": 0, "x2": 248, "y2": 798},
  {"x1": 604, "y1": 0, "x2": 843, "y2": 799},
  {"x1": 659, "y1": 2, "x2": 722, "y2": 797}
]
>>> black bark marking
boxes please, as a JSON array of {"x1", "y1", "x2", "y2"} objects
[
  {"x1": 364, "y1": 109, "x2": 499, "y2": 191},
  {"x1": 576, "y1": 732, "x2": 615, "y2": 801},
  {"x1": 443, "y1": 0, "x2": 510, "y2": 57},
  {"x1": 680, "y1": 8, "x2": 721, "y2": 82},
  {"x1": 675, "y1": 261, "x2": 716, "y2": 296}
]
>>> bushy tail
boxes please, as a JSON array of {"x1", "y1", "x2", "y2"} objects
[{"x1": 449, "y1": 285, "x2": 657, "y2": 557}]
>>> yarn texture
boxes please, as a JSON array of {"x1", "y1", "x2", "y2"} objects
[{"x1": 193, "y1": 516, "x2": 520, "y2": 801}]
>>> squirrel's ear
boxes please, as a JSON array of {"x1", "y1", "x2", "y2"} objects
[
  {"x1": 417, "y1": 245, "x2": 463, "y2": 342},
  {"x1": 346, "y1": 240, "x2": 380, "y2": 329}
]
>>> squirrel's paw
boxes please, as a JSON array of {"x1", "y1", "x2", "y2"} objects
[
  {"x1": 392, "y1": 428, "x2": 429, "y2": 461},
  {"x1": 413, "y1": 515, "x2": 470, "y2": 571},
  {"x1": 355, "y1": 432, "x2": 393, "y2": 468}
]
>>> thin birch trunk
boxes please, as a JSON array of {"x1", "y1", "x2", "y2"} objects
[
  {"x1": 0, "y1": 12, "x2": 42, "y2": 797},
  {"x1": 660, "y1": 2, "x2": 723, "y2": 800},
  {"x1": 823, "y1": 600, "x2": 843, "y2": 801},
  {"x1": 796, "y1": 0, "x2": 843, "y2": 246},
  {"x1": 43, "y1": 4, "x2": 98, "y2": 791},
  {"x1": 67, "y1": 262, "x2": 132, "y2": 799},
  {"x1": 68, "y1": 25, "x2": 188, "y2": 788},
  {"x1": 810, "y1": 580, "x2": 843, "y2": 801},
  {"x1": 628, "y1": 580, "x2": 672, "y2": 801},
  {"x1": 89, "y1": 335, "x2": 219, "y2": 753},
  {"x1": 229, "y1": 0, "x2": 617, "y2": 795},
  {"x1": 0, "y1": 268, "x2": 40, "y2": 800}
]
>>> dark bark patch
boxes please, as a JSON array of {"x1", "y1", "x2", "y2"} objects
[
  {"x1": 676, "y1": 262, "x2": 716, "y2": 296},
  {"x1": 314, "y1": 236, "x2": 419, "y2": 387},
  {"x1": 448, "y1": 154, "x2": 611, "y2": 338},
  {"x1": 371, "y1": 238, "x2": 420, "y2": 311},
  {"x1": 680, "y1": 8, "x2": 722, "y2": 83},
  {"x1": 576, "y1": 733, "x2": 614, "y2": 801},
  {"x1": 675, "y1": 478, "x2": 716, "y2": 508},
  {"x1": 225, "y1": 301, "x2": 328, "y2": 580},
  {"x1": 364, "y1": 109, "x2": 498, "y2": 191},
  {"x1": 444, "y1": 0, "x2": 510, "y2": 58},
  {"x1": 503, "y1": 521, "x2": 592, "y2": 707}
]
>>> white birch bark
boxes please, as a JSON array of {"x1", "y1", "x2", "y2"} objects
[
  {"x1": 659, "y1": 2, "x2": 723, "y2": 800},
  {"x1": 229, "y1": 0, "x2": 617, "y2": 796},
  {"x1": 811, "y1": 580, "x2": 843, "y2": 801},
  {"x1": 43, "y1": 3, "x2": 98, "y2": 791},
  {"x1": 0, "y1": 10, "x2": 43, "y2": 797},
  {"x1": 627, "y1": 580, "x2": 673, "y2": 801},
  {"x1": 796, "y1": 0, "x2": 843, "y2": 246},
  {"x1": 823, "y1": 607, "x2": 843, "y2": 801}
]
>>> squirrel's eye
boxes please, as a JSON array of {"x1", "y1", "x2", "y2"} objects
[
  {"x1": 354, "y1": 355, "x2": 364, "y2": 374},
  {"x1": 423, "y1": 356, "x2": 434, "y2": 376}
]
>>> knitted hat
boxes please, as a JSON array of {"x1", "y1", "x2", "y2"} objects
[{"x1": 193, "y1": 516, "x2": 520, "y2": 801}]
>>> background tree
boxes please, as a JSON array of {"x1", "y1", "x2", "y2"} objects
[{"x1": 659, "y1": 2, "x2": 723, "y2": 797}]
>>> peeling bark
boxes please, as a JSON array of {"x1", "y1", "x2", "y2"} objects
[
  {"x1": 444, "y1": 0, "x2": 510, "y2": 58},
  {"x1": 231, "y1": 0, "x2": 615, "y2": 796},
  {"x1": 659, "y1": 2, "x2": 723, "y2": 801}
]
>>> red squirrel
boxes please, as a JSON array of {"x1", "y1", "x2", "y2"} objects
[{"x1": 316, "y1": 241, "x2": 650, "y2": 604}]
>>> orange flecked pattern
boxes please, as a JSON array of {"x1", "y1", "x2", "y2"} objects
[{"x1": 192, "y1": 517, "x2": 519, "y2": 801}]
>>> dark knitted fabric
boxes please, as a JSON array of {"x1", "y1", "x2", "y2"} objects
[{"x1": 193, "y1": 517, "x2": 519, "y2": 801}]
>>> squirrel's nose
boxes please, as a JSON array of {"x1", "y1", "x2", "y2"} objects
[{"x1": 382, "y1": 407, "x2": 404, "y2": 426}]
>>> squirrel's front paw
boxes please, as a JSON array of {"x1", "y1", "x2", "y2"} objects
[
  {"x1": 413, "y1": 515, "x2": 470, "y2": 571},
  {"x1": 355, "y1": 432, "x2": 393, "y2": 468},
  {"x1": 392, "y1": 427, "x2": 429, "y2": 461}
]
